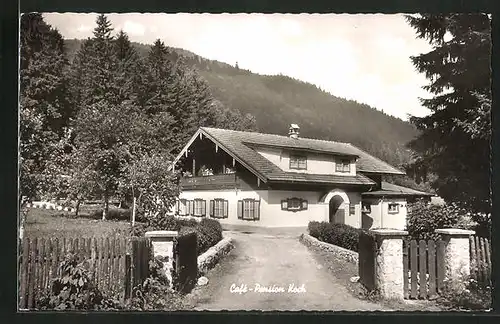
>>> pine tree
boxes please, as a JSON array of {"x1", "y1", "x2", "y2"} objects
[
  {"x1": 405, "y1": 14, "x2": 491, "y2": 213},
  {"x1": 20, "y1": 13, "x2": 72, "y2": 200}
]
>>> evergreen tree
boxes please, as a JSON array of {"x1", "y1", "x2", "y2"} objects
[
  {"x1": 19, "y1": 13, "x2": 72, "y2": 200},
  {"x1": 405, "y1": 14, "x2": 491, "y2": 213}
]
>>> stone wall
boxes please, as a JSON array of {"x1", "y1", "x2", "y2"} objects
[
  {"x1": 299, "y1": 233, "x2": 359, "y2": 264},
  {"x1": 198, "y1": 237, "x2": 234, "y2": 274}
]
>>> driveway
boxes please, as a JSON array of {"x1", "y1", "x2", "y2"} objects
[{"x1": 188, "y1": 229, "x2": 389, "y2": 311}]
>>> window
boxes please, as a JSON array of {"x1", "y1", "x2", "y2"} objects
[
  {"x1": 349, "y1": 204, "x2": 356, "y2": 215},
  {"x1": 335, "y1": 159, "x2": 351, "y2": 173},
  {"x1": 177, "y1": 199, "x2": 188, "y2": 216},
  {"x1": 210, "y1": 199, "x2": 229, "y2": 219},
  {"x1": 388, "y1": 203, "x2": 399, "y2": 214},
  {"x1": 281, "y1": 198, "x2": 308, "y2": 212},
  {"x1": 362, "y1": 202, "x2": 371, "y2": 213},
  {"x1": 290, "y1": 154, "x2": 307, "y2": 170},
  {"x1": 237, "y1": 199, "x2": 260, "y2": 220},
  {"x1": 193, "y1": 199, "x2": 206, "y2": 217}
]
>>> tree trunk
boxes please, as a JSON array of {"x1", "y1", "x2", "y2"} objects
[
  {"x1": 75, "y1": 199, "x2": 81, "y2": 216},
  {"x1": 132, "y1": 196, "x2": 136, "y2": 227},
  {"x1": 102, "y1": 193, "x2": 109, "y2": 220}
]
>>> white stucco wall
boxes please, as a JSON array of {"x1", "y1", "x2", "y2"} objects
[
  {"x1": 177, "y1": 188, "x2": 366, "y2": 228},
  {"x1": 255, "y1": 147, "x2": 356, "y2": 176},
  {"x1": 361, "y1": 197, "x2": 407, "y2": 230}
]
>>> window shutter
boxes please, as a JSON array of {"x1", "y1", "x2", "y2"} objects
[
  {"x1": 237, "y1": 200, "x2": 243, "y2": 219},
  {"x1": 281, "y1": 200, "x2": 287, "y2": 210},
  {"x1": 209, "y1": 200, "x2": 214, "y2": 217},
  {"x1": 254, "y1": 200, "x2": 260, "y2": 220},
  {"x1": 202, "y1": 200, "x2": 206, "y2": 216},
  {"x1": 189, "y1": 200, "x2": 194, "y2": 215},
  {"x1": 224, "y1": 200, "x2": 229, "y2": 218},
  {"x1": 301, "y1": 199, "x2": 308, "y2": 210}
]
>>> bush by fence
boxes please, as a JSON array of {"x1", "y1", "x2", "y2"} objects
[
  {"x1": 308, "y1": 221, "x2": 362, "y2": 252},
  {"x1": 18, "y1": 236, "x2": 151, "y2": 310},
  {"x1": 131, "y1": 214, "x2": 222, "y2": 256}
]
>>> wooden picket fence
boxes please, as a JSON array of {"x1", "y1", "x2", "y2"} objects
[
  {"x1": 358, "y1": 231, "x2": 376, "y2": 291},
  {"x1": 18, "y1": 236, "x2": 152, "y2": 310},
  {"x1": 470, "y1": 235, "x2": 492, "y2": 286},
  {"x1": 403, "y1": 239, "x2": 445, "y2": 300}
]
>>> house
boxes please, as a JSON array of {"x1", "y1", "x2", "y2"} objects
[{"x1": 170, "y1": 124, "x2": 433, "y2": 230}]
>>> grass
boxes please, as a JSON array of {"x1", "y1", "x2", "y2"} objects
[{"x1": 24, "y1": 207, "x2": 132, "y2": 239}]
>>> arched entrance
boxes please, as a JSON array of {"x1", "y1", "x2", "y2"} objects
[
  {"x1": 320, "y1": 189, "x2": 350, "y2": 224},
  {"x1": 329, "y1": 195, "x2": 345, "y2": 223}
]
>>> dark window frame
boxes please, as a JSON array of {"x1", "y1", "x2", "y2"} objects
[
  {"x1": 210, "y1": 198, "x2": 229, "y2": 219},
  {"x1": 289, "y1": 153, "x2": 307, "y2": 170},
  {"x1": 388, "y1": 203, "x2": 399, "y2": 214},
  {"x1": 281, "y1": 197, "x2": 308, "y2": 212},
  {"x1": 335, "y1": 158, "x2": 351, "y2": 173},
  {"x1": 193, "y1": 198, "x2": 206, "y2": 217},
  {"x1": 237, "y1": 198, "x2": 260, "y2": 221}
]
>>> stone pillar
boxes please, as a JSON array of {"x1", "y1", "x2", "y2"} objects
[
  {"x1": 370, "y1": 229, "x2": 408, "y2": 300},
  {"x1": 435, "y1": 228, "x2": 475, "y2": 285},
  {"x1": 145, "y1": 230, "x2": 178, "y2": 286}
]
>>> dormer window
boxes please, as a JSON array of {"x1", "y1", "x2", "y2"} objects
[
  {"x1": 290, "y1": 154, "x2": 307, "y2": 170},
  {"x1": 335, "y1": 159, "x2": 350, "y2": 173}
]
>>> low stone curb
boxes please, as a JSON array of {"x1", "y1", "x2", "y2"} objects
[
  {"x1": 299, "y1": 233, "x2": 359, "y2": 264},
  {"x1": 198, "y1": 237, "x2": 234, "y2": 274}
]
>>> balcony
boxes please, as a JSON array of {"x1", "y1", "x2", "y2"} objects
[{"x1": 180, "y1": 173, "x2": 239, "y2": 190}]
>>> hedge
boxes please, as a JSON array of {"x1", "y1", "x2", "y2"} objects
[
  {"x1": 131, "y1": 214, "x2": 223, "y2": 256},
  {"x1": 307, "y1": 221, "x2": 363, "y2": 252}
]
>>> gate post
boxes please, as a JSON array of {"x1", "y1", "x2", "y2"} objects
[
  {"x1": 370, "y1": 229, "x2": 408, "y2": 300},
  {"x1": 145, "y1": 230, "x2": 179, "y2": 287},
  {"x1": 435, "y1": 228, "x2": 475, "y2": 287}
]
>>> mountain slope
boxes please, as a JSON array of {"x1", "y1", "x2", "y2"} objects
[{"x1": 63, "y1": 39, "x2": 419, "y2": 168}]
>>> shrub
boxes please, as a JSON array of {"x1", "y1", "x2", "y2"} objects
[
  {"x1": 407, "y1": 201, "x2": 465, "y2": 240},
  {"x1": 38, "y1": 253, "x2": 122, "y2": 311},
  {"x1": 196, "y1": 218, "x2": 223, "y2": 254},
  {"x1": 437, "y1": 276, "x2": 492, "y2": 311},
  {"x1": 307, "y1": 221, "x2": 362, "y2": 252}
]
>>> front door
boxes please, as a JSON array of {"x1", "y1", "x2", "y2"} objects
[{"x1": 329, "y1": 195, "x2": 345, "y2": 224}]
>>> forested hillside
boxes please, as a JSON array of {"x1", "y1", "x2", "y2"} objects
[{"x1": 64, "y1": 38, "x2": 419, "y2": 169}]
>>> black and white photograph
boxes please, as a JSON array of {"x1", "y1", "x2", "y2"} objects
[{"x1": 17, "y1": 12, "x2": 492, "y2": 312}]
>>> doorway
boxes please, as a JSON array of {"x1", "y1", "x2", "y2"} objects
[{"x1": 329, "y1": 195, "x2": 345, "y2": 224}]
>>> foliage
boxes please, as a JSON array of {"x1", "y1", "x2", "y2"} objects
[
  {"x1": 125, "y1": 256, "x2": 186, "y2": 311},
  {"x1": 308, "y1": 221, "x2": 362, "y2": 252},
  {"x1": 437, "y1": 276, "x2": 492, "y2": 311},
  {"x1": 63, "y1": 38, "x2": 418, "y2": 171},
  {"x1": 38, "y1": 253, "x2": 122, "y2": 310},
  {"x1": 406, "y1": 200, "x2": 490, "y2": 240},
  {"x1": 19, "y1": 13, "x2": 73, "y2": 200},
  {"x1": 405, "y1": 14, "x2": 491, "y2": 214},
  {"x1": 195, "y1": 218, "x2": 223, "y2": 254},
  {"x1": 122, "y1": 154, "x2": 180, "y2": 220}
]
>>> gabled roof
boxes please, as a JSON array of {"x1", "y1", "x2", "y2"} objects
[
  {"x1": 172, "y1": 127, "x2": 405, "y2": 186},
  {"x1": 362, "y1": 181, "x2": 434, "y2": 197}
]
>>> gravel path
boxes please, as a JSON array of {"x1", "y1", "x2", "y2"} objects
[{"x1": 188, "y1": 230, "x2": 389, "y2": 311}]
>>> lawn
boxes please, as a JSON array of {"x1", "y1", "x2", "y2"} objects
[{"x1": 23, "y1": 207, "x2": 132, "y2": 239}]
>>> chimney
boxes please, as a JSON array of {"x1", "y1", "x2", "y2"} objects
[{"x1": 289, "y1": 124, "x2": 300, "y2": 139}]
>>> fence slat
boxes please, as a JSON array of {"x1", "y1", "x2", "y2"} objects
[
  {"x1": 470, "y1": 236, "x2": 477, "y2": 280},
  {"x1": 479, "y1": 237, "x2": 487, "y2": 284},
  {"x1": 39, "y1": 238, "x2": 47, "y2": 295},
  {"x1": 104, "y1": 237, "x2": 111, "y2": 290},
  {"x1": 98, "y1": 237, "x2": 104, "y2": 289},
  {"x1": 19, "y1": 238, "x2": 29, "y2": 309},
  {"x1": 475, "y1": 236, "x2": 484, "y2": 284},
  {"x1": 125, "y1": 253, "x2": 131, "y2": 300},
  {"x1": 436, "y1": 240, "x2": 445, "y2": 292},
  {"x1": 403, "y1": 241, "x2": 409, "y2": 299},
  {"x1": 484, "y1": 238, "x2": 491, "y2": 284},
  {"x1": 52, "y1": 238, "x2": 60, "y2": 282},
  {"x1": 44, "y1": 238, "x2": 52, "y2": 291},
  {"x1": 418, "y1": 240, "x2": 427, "y2": 299},
  {"x1": 27, "y1": 238, "x2": 37, "y2": 309},
  {"x1": 427, "y1": 240, "x2": 437, "y2": 298},
  {"x1": 410, "y1": 240, "x2": 418, "y2": 299}
]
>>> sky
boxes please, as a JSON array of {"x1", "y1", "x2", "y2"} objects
[{"x1": 43, "y1": 13, "x2": 435, "y2": 121}]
